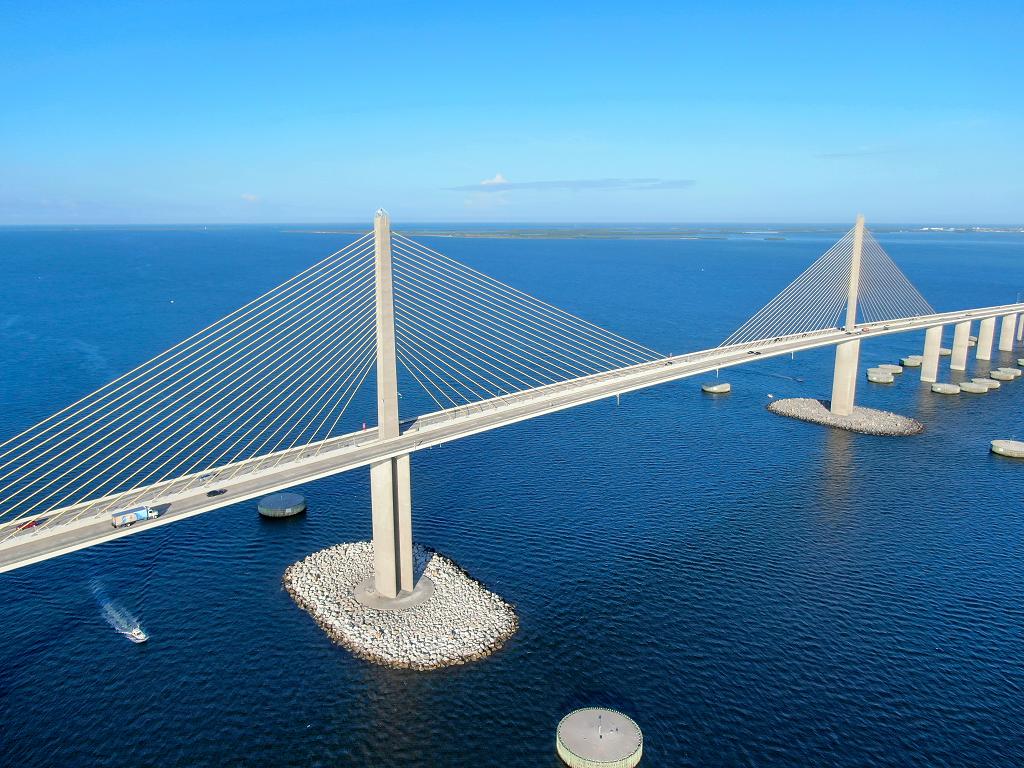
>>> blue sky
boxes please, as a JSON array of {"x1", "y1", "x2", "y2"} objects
[{"x1": 2, "y1": 1, "x2": 1022, "y2": 224}]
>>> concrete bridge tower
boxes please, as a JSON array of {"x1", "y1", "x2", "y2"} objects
[{"x1": 368, "y1": 209, "x2": 415, "y2": 600}]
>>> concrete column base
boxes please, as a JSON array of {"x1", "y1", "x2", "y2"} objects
[
  {"x1": 354, "y1": 573, "x2": 434, "y2": 611},
  {"x1": 369, "y1": 454, "x2": 414, "y2": 599},
  {"x1": 830, "y1": 339, "x2": 860, "y2": 416}
]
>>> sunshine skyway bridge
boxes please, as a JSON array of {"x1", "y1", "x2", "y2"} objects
[{"x1": 1, "y1": 212, "x2": 1021, "y2": 604}]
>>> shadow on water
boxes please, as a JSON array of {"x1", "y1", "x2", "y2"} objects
[
  {"x1": 256, "y1": 510, "x2": 309, "y2": 530},
  {"x1": 914, "y1": 378, "x2": 941, "y2": 424},
  {"x1": 949, "y1": 367, "x2": 969, "y2": 385},
  {"x1": 819, "y1": 426, "x2": 856, "y2": 514}
]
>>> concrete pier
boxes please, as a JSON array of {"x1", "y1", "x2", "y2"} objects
[
  {"x1": 866, "y1": 367, "x2": 894, "y2": 383},
  {"x1": 977, "y1": 317, "x2": 996, "y2": 361},
  {"x1": 998, "y1": 313, "x2": 1017, "y2": 352},
  {"x1": 921, "y1": 326, "x2": 943, "y2": 383},
  {"x1": 992, "y1": 440, "x2": 1024, "y2": 459},
  {"x1": 831, "y1": 340, "x2": 860, "y2": 416},
  {"x1": 557, "y1": 709, "x2": 643, "y2": 768},
  {"x1": 950, "y1": 321, "x2": 971, "y2": 371},
  {"x1": 258, "y1": 492, "x2": 306, "y2": 518}
]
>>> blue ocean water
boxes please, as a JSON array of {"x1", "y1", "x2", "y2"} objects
[{"x1": 1, "y1": 226, "x2": 1023, "y2": 767}]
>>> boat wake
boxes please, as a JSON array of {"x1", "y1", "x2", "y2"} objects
[{"x1": 91, "y1": 580, "x2": 148, "y2": 643}]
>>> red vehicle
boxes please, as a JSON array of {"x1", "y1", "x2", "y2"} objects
[{"x1": 16, "y1": 517, "x2": 48, "y2": 530}]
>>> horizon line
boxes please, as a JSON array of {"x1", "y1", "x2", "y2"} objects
[{"x1": 2, "y1": 219, "x2": 1023, "y2": 229}]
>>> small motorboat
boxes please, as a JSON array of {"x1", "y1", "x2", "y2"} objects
[{"x1": 126, "y1": 627, "x2": 149, "y2": 644}]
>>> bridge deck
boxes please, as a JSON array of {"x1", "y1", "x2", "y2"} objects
[{"x1": 1, "y1": 301, "x2": 1022, "y2": 573}]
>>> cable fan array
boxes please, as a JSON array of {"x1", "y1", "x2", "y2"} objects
[
  {"x1": 857, "y1": 227, "x2": 934, "y2": 323},
  {"x1": 0, "y1": 233, "x2": 378, "y2": 536},
  {"x1": 721, "y1": 224, "x2": 934, "y2": 348},
  {"x1": 390, "y1": 233, "x2": 664, "y2": 410},
  {"x1": 0, "y1": 222, "x2": 945, "y2": 542},
  {"x1": 0, "y1": 230, "x2": 665, "y2": 537}
]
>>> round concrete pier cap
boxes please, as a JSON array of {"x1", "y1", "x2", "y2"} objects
[
  {"x1": 959, "y1": 381, "x2": 989, "y2": 394},
  {"x1": 901, "y1": 355, "x2": 923, "y2": 367},
  {"x1": 879, "y1": 364, "x2": 904, "y2": 374},
  {"x1": 973, "y1": 377, "x2": 1000, "y2": 389},
  {"x1": 990, "y1": 370, "x2": 1015, "y2": 381},
  {"x1": 1017, "y1": 358, "x2": 1024, "y2": 367},
  {"x1": 991, "y1": 439, "x2": 1024, "y2": 458},
  {"x1": 557, "y1": 708, "x2": 643, "y2": 768},
  {"x1": 701, "y1": 381, "x2": 731, "y2": 394},
  {"x1": 258, "y1": 492, "x2": 306, "y2": 518},
  {"x1": 996, "y1": 367, "x2": 1021, "y2": 378},
  {"x1": 931, "y1": 383, "x2": 960, "y2": 395},
  {"x1": 867, "y1": 370, "x2": 894, "y2": 383},
  {"x1": 939, "y1": 347, "x2": 952, "y2": 357}
]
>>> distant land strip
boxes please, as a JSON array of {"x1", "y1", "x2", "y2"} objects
[{"x1": 284, "y1": 225, "x2": 1024, "y2": 240}]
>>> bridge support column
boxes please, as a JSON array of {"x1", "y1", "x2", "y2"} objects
[
  {"x1": 998, "y1": 313, "x2": 1017, "y2": 352},
  {"x1": 368, "y1": 209, "x2": 415, "y2": 600},
  {"x1": 370, "y1": 454, "x2": 414, "y2": 597},
  {"x1": 830, "y1": 339, "x2": 860, "y2": 416},
  {"x1": 921, "y1": 326, "x2": 943, "y2": 383},
  {"x1": 1018, "y1": 315, "x2": 1023, "y2": 342},
  {"x1": 950, "y1": 321, "x2": 971, "y2": 371},
  {"x1": 976, "y1": 317, "x2": 995, "y2": 361},
  {"x1": 829, "y1": 214, "x2": 864, "y2": 417}
]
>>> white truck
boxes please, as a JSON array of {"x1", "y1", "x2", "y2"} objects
[{"x1": 111, "y1": 505, "x2": 159, "y2": 528}]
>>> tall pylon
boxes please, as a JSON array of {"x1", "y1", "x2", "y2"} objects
[
  {"x1": 368, "y1": 209, "x2": 414, "y2": 599},
  {"x1": 830, "y1": 214, "x2": 864, "y2": 416}
]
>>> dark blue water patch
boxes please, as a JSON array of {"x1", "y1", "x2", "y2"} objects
[{"x1": 1, "y1": 227, "x2": 1024, "y2": 766}]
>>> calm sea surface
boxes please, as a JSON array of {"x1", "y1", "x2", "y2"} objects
[{"x1": 1, "y1": 226, "x2": 1023, "y2": 767}]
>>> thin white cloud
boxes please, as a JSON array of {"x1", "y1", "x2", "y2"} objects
[
  {"x1": 240, "y1": 193, "x2": 261, "y2": 203},
  {"x1": 815, "y1": 146, "x2": 900, "y2": 159},
  {"x1": 448, "y1": 175, "x2": 695, "y2": 193}
]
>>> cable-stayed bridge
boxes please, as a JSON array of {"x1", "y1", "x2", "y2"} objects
[{"x1": 1, "y1": 212, "x2": 1022, "y2": 599}]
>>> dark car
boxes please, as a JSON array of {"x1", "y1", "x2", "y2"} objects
[{"x1": 206, "y1": 488, "x2": 227, "y2": 498}]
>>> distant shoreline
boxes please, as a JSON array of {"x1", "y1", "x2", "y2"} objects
[
  {"x1": 283, "y1": 225, "x2": 1024, "y2": 240},
  {"x1": 2, "y1": 224, "x2": 1022, "y2": 238}
]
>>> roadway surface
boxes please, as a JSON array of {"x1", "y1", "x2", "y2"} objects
[{"x1": 2, "y1": 301, "x2": 1022, "y2": 573}]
